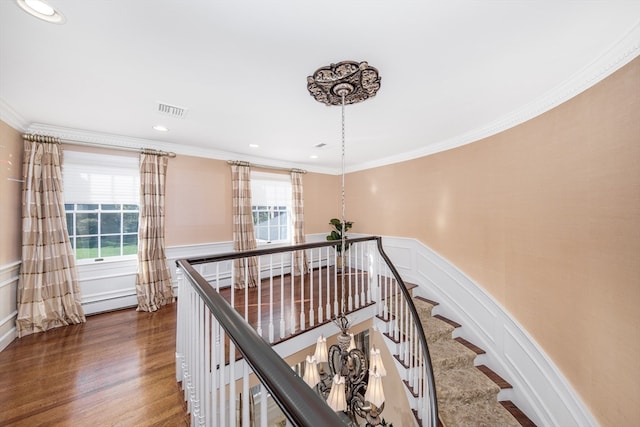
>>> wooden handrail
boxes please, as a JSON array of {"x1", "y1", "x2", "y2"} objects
[{"x1": 375, "y1": 237, "x2": 439, "y2": 426}]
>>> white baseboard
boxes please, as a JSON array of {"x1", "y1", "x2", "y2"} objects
[
  {"x1": 0, "y1": 261, "x2": 20, "y2": 352},
  {"x1": 379, "y1": 236, "x2": 597, "y2": 427},
  {"x1": 0, "y1": 310, "x2": 17, "y2": 352}
]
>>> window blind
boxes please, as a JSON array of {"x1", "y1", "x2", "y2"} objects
[
  {"x1": 251, "y1": 171, "x2": 291, "y2": 206},
  {"x1": 63, "y1": 151, "x2": 140, "y2": 205}
]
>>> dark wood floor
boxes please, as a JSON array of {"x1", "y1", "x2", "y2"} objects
[
  {"x1": 218, "y1": 267, "x2": 371, "y2": 343},
  {"x1": 0, "y1": 304, "x2": 188, "y2": 427}
]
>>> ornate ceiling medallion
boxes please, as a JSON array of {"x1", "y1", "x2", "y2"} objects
[{"x1": 307, "y1": 61, "x2": 381, "y2": 106}]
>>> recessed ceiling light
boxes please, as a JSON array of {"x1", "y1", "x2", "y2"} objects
[
  {"x1": 16, "y1": 0, "x2": 66, "y2": 24},
  {"x1": 310, "y1": 155, "x2": 318, "y2": 159},
  {"x1": 153, "y1": 125, "x2": 169, "y2": 132},
  {"x1": 249, "y1": 144, "x2": 259, "y2": 148}
]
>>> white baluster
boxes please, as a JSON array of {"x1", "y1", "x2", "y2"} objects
[
  {"x1": 318, "y1": 248, "x2": 324, "y2": 323},
  {"x1": 242, "y1": 362, "x2": 249, "y2": 427},
  {"x1": 244, "y1": 260, "x2": 249, "y2": 321},
  {"x1": 325, "y1": 247, "x2": 331, "y2": 319},
  {"x1": 219, "y1": 328, "x2": 226, "y2": 427},
  {"x1": 280, "y1": 252, "x2": 285, "y2": 339},
  {"x1": 257, "y1": 257, "x2": 262, "y2": 338},
  {"x1": 290, "y1": 253, "x2": 296, "y2": 335},
  {"x1": 333, "y1": 249, "x2": 339, "y2": 315},
  {"x1": 309, "y1": 250, "x2": 315, "y2": 327},
  {"x1": 229, "y1": 341, "x2": 236, "y2": 427},
  {"x1": 347, "y1": 246, "x2": 353, "y2": 311},
  {"x1": 299, "y1": 252, "x2": 305, "y2": 331},
  {"x1": 269, "y1": 255, "x2": 274, "y2": 343},
  {"x1": 260, "y1": 384, "x2": 267, "y2": 427},
  {"x1": 210, "y1": 314, "x2": 217, "y2": 427}
]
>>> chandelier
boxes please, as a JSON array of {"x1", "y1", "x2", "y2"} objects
[{"x1": 305, "y1": 61, "x2": 383, "y2": 426}]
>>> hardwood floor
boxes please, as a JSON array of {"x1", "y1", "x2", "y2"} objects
[
  {"x1": 0, "y1": 268, "x2": 400, "y2": 426},
  {"x1": 0, "y1": 304, "x2": 188, "y2": 427}
]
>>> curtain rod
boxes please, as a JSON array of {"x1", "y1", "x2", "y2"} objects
[
  {"x1": 227, "y1": 160, "x2": 306, "y2": 174},
  {"x1": 22, "y1": 133, "x2": 177, "y2": 158}
]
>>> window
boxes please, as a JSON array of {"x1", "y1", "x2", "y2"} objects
[
  {"x1": 63, "y1": 151, "x2": 140, "y2": 261},
  {"x1": 251, "y1": 172, "x2": 292, "y2": 244}
]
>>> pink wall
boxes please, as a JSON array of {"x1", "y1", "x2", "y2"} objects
[
  {"x1": 0, "y1": 121, "x2": 22, "y2": 265},
  {"x1": 164, "y1": 158, "x2": 340, "y2": 246},
  {"x1": 346, "y1": 58, "x2": 640, "y2": 426}
]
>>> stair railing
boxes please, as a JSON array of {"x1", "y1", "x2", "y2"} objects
[
  {"x1": 176, "y1": 256, "x2": 347, "y2": 427},
  {"x1": 374, "y1": 238, "x2": 439, "y2": 426},
  {"x1": 175, "y1": 236, "x2": 438, "y2": 426}
]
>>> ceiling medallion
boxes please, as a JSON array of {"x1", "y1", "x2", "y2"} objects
[{"x1": 307, "y1": 61, "x2": 381, "y2": 106}]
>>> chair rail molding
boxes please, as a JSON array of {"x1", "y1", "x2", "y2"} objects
[{"x1": 378, "y1": 235, "x2": 598, "y2": 427}]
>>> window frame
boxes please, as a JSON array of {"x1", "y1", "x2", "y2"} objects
[
  {"x1": 65, "y1": 202, "x2": 140, "y2": 263},
  {"x1": 63, "y1": 151, "x2": 140, "y2": 264}
]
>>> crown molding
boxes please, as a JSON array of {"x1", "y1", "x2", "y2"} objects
[
  {"x1": 26, "y1": 123, "x2": 338, "y2": 174},
  {"x1": 0, "y1": 98, "x2": 28, "y2": 132},
  {"x1": 8, "y1": 21, "x2": 638, "y2": 176},
  {"x1": 349, "y1": 21, "x2": 640, "y2": 173}
]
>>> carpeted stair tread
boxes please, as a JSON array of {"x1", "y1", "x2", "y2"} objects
[
  {"x1": 428, "y1": 337, "x2": 478, "y2": 371},
  {"x1": 440, "y1": 400, "x2": 522, "y2": 427},
  {"x1": 421, "y1": 315, "x2": 456, "y2": 343},
  {"x1": 434, "y1": 365, "x2": 501, "y2": 404},
  {"x1": 413, "y1": 297, "x2": 437, "y2": 318}
]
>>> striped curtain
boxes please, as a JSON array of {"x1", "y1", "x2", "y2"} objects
[
  {"x1": 231, "y1": 164, "x2": 258, "y2": 288},
  {"x1": 16, "y1": 138, "x2": 85, "y2": 337},
  {"x1": 136, "y1": 153, "x2": 173, "y2": 311},
  {"x1": 291, "y1": 171, "x2": 308, "y2": 275}
]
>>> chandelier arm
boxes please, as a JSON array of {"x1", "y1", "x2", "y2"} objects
[{"x1": 328, "y1": 344, "x2": 343, "y2": 376}]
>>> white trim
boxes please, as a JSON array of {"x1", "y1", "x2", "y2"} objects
[
  {"x1": 0, "y1": 323, "x2": 17, "y2": 353},
  {"x1": 349, "y1": 23, "x2": 640, "y2": 173},
  {"x1": 0, "y1": 260, "x2": 21, "y2": 289},
  {"x1": 0, "y1": 98, "x2": 28, "y2": 132},
  {"x1": 24, "y1": 123, "x2": 339, "y2": 175},
  {"x1": 379, "y1": 236, "x2": 598, "y2": 427},
  {"x1": 0, "y1": 261, "x2": 20, "y2": 352},
  {"x1": 166, "y1": 240, "x2": 234, "y2": 260}
]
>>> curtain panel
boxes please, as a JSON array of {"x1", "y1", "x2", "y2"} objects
[
  {"x1": 16, "y1": 139, "x2": 85, "y2": 337},
  {"x1": 291, "y1": 171, "x2": 308, "y2": 275},
  {"x1": 135, "y1": 153, "x2": 173, "y2": 311},
  {"x1": 231, "y1": 164, "x2": 259, "y2": 288}
]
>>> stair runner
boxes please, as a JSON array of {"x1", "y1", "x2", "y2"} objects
[{"x1": 412, "y1": 296, "x2": 536, "y2": 427}]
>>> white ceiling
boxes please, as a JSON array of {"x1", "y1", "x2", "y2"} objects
[{"x1": 1, "y1": 1, "x2": 639, "y2": 173}]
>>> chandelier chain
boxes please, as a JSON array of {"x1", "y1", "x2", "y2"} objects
[{"x1": 340, "y1": 93, "x2": 347, "y2": 316}]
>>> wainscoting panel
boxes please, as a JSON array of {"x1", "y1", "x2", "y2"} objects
[
  {"x1": 77, "y1": 258, "x2": 139, "y2": 315},
  {"x1": 378, "y1": 235, "x2": 598, "y2": 427},
  {"x1": 0, "y1": 261, "x2": 20, "y2": 352}
]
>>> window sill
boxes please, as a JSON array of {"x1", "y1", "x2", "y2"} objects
[
  {"x1": 76, "y1": 255, "x2": 137, "y2": 266},
  {"x1": 255, "y1": 241, "x2": 291, "y2": 248}
]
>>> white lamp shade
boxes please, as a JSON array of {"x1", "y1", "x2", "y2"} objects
[
  {"x1": 314, "y1": 336, "x2": 328, "y2": 363},
  {"x1": 364, "y1": 370, "x2": 385, "y2": 408},
  {"x1": 369, "y1": 347, "x2": 387, "y2": 377},
  {"x1": 303, "y1": 355, "x2": 320, "y2": 388},
  {"x1": 326, "y1": 375, "x2": 347, "y2": 412}
]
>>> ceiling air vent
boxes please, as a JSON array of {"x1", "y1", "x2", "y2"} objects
[{"x1": 157, "y1": 102, "x2": 188, "y2": 119}]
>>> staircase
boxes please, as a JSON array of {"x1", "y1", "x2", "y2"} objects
[{"x1": 412, "y1": 296, "x2": 536, "y2": 427}]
